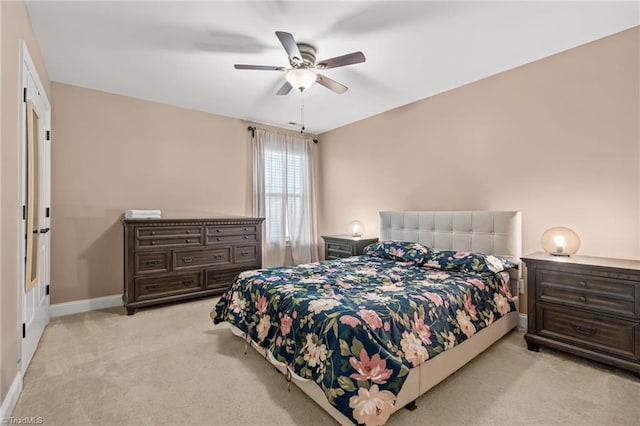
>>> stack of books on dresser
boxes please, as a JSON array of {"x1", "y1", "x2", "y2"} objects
[{"x1": 124, "y1": 209, "x2": 161, "y2": 219}]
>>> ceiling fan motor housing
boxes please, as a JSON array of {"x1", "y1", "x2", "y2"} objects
[{"x1": 295, "y1": 43, "x2": 317, "y2": 68}]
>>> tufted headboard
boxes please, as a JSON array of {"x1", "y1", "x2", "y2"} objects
[{"x1": 379, "y1": 210, "x2": 522, "y2": 264}]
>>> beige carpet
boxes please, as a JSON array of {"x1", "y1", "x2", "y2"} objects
[{"x1": 12, "y1": 297, "x2": 640, "y2": 425}]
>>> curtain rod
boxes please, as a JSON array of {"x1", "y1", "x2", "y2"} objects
[{"x1": 247, "y1": 126, "x2": 318, "y2": 144}]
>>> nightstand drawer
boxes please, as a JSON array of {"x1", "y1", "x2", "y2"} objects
[
  {"x1": 322, "y1": 235, "x2": 378, "y2": 261},
  {"x1": 326, "y1": 241, "x2": 354, "y2": 255},
  {"x1": 538, "y1": 270, "x2": 638, "y2": 318},
  {"x1": 537, "y1": 304, "x2": 639, "y2": 361}
]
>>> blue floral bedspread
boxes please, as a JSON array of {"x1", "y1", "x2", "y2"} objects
[{"x1": 211, "y1": 255, "x2": 515, "y2": 425}]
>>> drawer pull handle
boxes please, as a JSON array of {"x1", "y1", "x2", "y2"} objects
[
  {"x1": 182, "y1": 279, "x2": 194, "y2": 286},
  {"x1": 151, "y1": 231, "x2": 156, "y2": 235},
  {"x1": 146, "y1": 284, "x2": 160, "y2": 290},
  {"x1": 216, "y1": 229, "x2": 221, "y2": 233},
  {"x1": 214, "y1": 255, "x2": 224, "y2": 260},
  {"x1": 579, "y1": 296, "x2": 587, "y2": 303},
  {"x1": 241, "y1": 251, "x2": 249, "y2": 256},
  {"x1": 243, "y1": 236, "x2": 248, "y2": 239},
  {"x1": 185, "y1": 239, "x2": 191, "y2": 243},
  {"x1": 186, "y1": 230, "x2": 190, "y2": 234},
  {"x1": 183, "y1": 257, "x2": 193, "y2": 263},
  {"x1": 150, "y1": 241, "x2": 156, "y2": 245},
  {"x1": 217, "y1": 237, "x2": 221, "y2": 241},
  {"x1": 575, "y1": 325, "x2": 593, "y2": 335},
  {"x1": 243, "y1": 228, "x2": 247, "y2": 231},
  {"x1": 579, "y1": 281, "x2": 586, "y2": 286},
  {"x1": 145, "y1": 260, "x2": 159, "y2": 266}
]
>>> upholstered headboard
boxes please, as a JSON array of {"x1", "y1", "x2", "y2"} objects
[{"x1": 379, "y1": 210, "x2": 522, "y2": 263}]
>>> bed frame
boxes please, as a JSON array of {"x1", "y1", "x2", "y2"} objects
[{"x1": 231, "y1": 210, "x2": 522, "y2": 425}]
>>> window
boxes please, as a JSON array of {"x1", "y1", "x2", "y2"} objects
[
  {"x1": 253, "y1": 129, "x2": 318, "y2": 267},
  {"x1": 264, "y1": 149, "x2": 306, "y2": 242}
]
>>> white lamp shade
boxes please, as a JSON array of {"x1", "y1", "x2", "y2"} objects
[
  {"x1": 541, "y1": 227, "x2": 580, "y2": 256},
  {"x1": 286, "y1": 68, "x2": 317, "y2": 91},
  {"x1": 349, "y1": 220, "x2": 364, "y2": 237}
]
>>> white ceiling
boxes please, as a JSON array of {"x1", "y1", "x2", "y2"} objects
[{"x1": 26, "y1": 1, "x2": 639, "y2": 134}]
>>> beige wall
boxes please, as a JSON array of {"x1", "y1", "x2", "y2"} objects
[
  {"x1": 318, "y1": 28, "x2": 639, "y2": 264},
  {"x1": 1, "y1": 0, "x2": 51, "y2": 404},
  {"x1": 50, "y1": 83, "x2": 252, "y2": 304}
]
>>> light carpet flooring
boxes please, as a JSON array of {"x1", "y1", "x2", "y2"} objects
[{"x1": 12, "y1": 297, "x2": 640, "y2": 425}]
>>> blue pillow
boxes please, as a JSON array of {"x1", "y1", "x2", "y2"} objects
[
  {"x1": 363, "y1": 241, "x2": 431, "y2": 264},
  {"x1": 422, "y1": 249, "x2": 517, "y2": 274}
]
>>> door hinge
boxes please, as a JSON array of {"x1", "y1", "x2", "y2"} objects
[
  {"x1": 46, "y1": 130, "x2": 50, "y2": 141},
  {"x1": 24, "y1": 256, "x2": 27, "y2": 263},
  {"x1": 46, "y1": 207, "x2": 50, "y2": 218},
  {"x1": 46, "y1": 284, "x2": 50, "y2": 295},
  {"x1": 23, "y1": 88, "x2": 27, "y2": 103},
  {"x1": 22, "y1": 205, "x2": 26, "y2": 220},
  {"x1": 22, "y1": 323, "x2": 26, "y2": 339}
]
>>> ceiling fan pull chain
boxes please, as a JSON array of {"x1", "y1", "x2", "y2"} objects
[{"x1": 300, "y1": 91, "x2": 305, "y2": 133}]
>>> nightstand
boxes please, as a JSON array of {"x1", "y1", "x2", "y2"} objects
[
  {"x1": 322, "y1": 235, "x2": 378, "y2": 260},
  {"x1": 521, "y1": 252, "x2": 640, "y2": 375}
]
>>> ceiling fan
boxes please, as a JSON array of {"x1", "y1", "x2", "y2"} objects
[{"x1": 234, "y1": 31, "x2": 366, "y2": 95}]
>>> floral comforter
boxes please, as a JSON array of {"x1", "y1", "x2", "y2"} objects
[{"x1": 211, "y1": 255, "x2": 515, "y2": 425}]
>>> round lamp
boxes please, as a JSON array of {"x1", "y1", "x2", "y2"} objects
[
  {"x1": 541, "y1": 227, "x2": 580, "y2": 256},
  {"x1": 285, "y1": 68, "x2": 317, "y2": 92},
  {"x1": 349, "y1": 220, "x2": 364, "y2": 237}
]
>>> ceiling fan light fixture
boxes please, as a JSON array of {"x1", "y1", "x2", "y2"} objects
[{"x1": 286, "y1": 68, "x2": 317, "y2": 91}]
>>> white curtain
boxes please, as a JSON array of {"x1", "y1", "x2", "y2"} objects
[{"x1": 252, "y1": 128, "x2": 319, "y2": 267}]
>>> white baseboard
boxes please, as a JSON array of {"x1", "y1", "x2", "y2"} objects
[
  {"x1": 50, "y1": 294, "x2": 122, "y2": 318},
  {"x1": 518, "y1": 313, "x2": 527, "y2": 330},
  {"x1": 0, "y1": 372, "x2": 22, "y2": 421}
]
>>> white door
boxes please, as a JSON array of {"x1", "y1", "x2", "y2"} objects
[{"x1": 20, "y1": 42, "x2": 51, "y2": 373}]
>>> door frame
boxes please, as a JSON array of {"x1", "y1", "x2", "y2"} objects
[{"x1": 18, "y1": 40, "x2": 51, "y2": 374}]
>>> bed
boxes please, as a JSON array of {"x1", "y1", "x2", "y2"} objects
[{"x1": 211, "y1": 210, "x2": 521, "y2": 425}]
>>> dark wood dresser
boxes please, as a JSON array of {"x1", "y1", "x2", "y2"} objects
[
  {"x1": 522, "y1": 252, "x2": 640, "y2": 375},
  {"x1": 322, "y1": 235, "x2": 378, "y2": 260},
  {"x1": 123, "y1": 216, "x2": 264, "y2": 315}
]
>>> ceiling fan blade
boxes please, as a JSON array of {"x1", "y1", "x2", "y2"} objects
[
  {"x1": 276, "y1": 81, "x2": 293, "y2": 96},
  {"x1": 275, "y1": 31, "x2": 302, "y2": 62},
  {"x1": 316, "y1": 74, "x2": 348, "y2": 94},
  {"x1": 234, "y1": 64, "x2": 286, "y2": 71},
  {"x1": 316, "y1": 51, "x2": 366, "y2": 70}
]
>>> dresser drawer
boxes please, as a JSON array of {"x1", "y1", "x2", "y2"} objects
[
  {"x1": 135, "y1": 272, "x2": 202, "y2": 300},
  {"x1": 135, "y1": 252, "x2": 170, "y2": 274},
  {"x1": 206, "y1": 267, "x2": 252, "y2": 290},
  {"x1": 207, "y1": 225, "x2": 257, "y2": 236},
  {"x1": 537, "y1": 304, "x2": 639, "y2": 362},
  {"x1": 537, "y1": 270, "x2": 638, "y2": 318},
  {"x1": 234, "y1": 244, "x2": 258, "y2": 263},
  {"x1": 137, "y1": 226, "x2": 202, "y2": 238},
  {"x1": 174, "y1": 248, "x2": 231, "y2": 270},
  {"x1": 136, "y1": 236, "x2": 203, "y2": 249},
  {"x1": 207, "y1": 233, "x2": 257, "y2": 244}
]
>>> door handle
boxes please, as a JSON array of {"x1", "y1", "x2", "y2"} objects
[{"x1": 39, "y1": 228, "x2": 50, "y2": 234}]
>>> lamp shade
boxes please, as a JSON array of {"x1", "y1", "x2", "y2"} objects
[
  {"x1": 349, "y1": 220, "x2": 364, "y2": 237},
  {"x1": 541, "y1": 227, "x2": 580, "y2": 256},
  {"x1": 286, "y1": 68, "x2": 317, "y2": 91}
]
